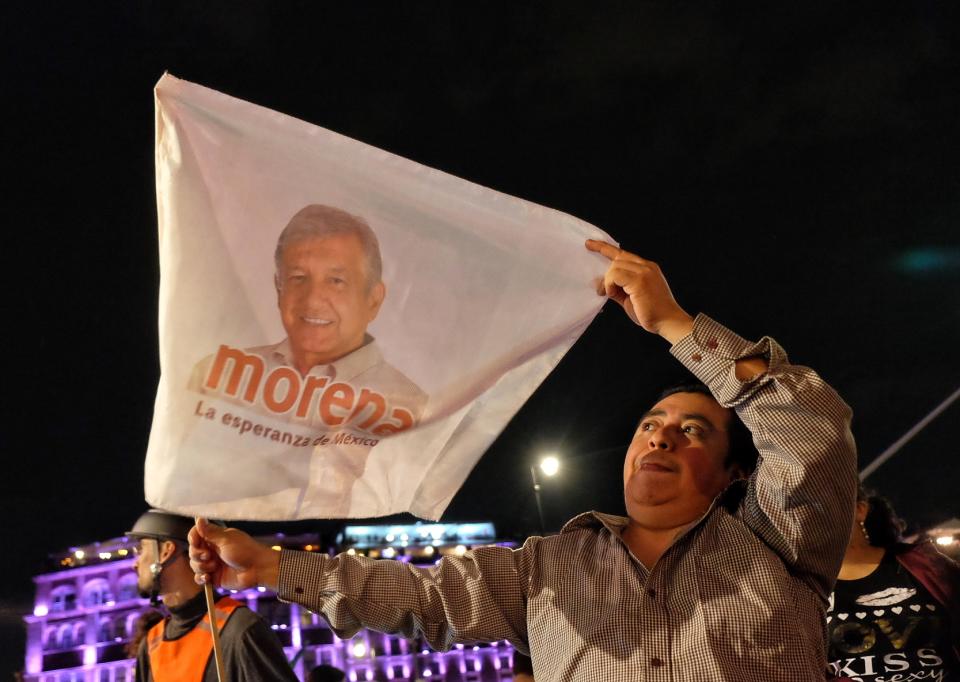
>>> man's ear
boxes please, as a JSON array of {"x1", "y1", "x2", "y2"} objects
[
  {"x1": 366, "y1": 280, "x2": 386, "y2": 320},
  {"x1": 158, "y1": 540, "x2": 179, "y2": 563}
]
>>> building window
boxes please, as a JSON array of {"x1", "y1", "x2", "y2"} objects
[
  {"x1": 50, "y1": 585, "x2": 77, "y2": 613},
  {"x1": 42, "y1": 626, "x2": 57, "y2": 650},
  {"x1": 98, "y1": 617, "x2": 115, "y2": 642},
  {"x1": 57, "y1": 623, "x2": 75, "y2": 649},
  {"x1": 82, "y1": 578, "x2": 114, "y2": 608},
  {"x1": 126, "y1": 612, "x2": 142, "y2": 638},
  {"x1": 118, "y1": 574, "x2": 139, "y2": 602}
]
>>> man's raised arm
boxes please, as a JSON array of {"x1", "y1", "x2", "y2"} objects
[{"x1": 586, "y1": 238, "x2": 858, "y2": 596}]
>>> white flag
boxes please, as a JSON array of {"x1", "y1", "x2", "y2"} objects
[{"x1": 146, "y1": 73, "x2": 612, "y2": 520}]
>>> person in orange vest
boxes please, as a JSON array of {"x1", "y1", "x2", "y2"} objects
[{"x1": 128, "y1": 509, "x2": 298, "y2": 682}]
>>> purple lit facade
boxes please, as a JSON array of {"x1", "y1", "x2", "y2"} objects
[{"x1": 23, "y1": 522, "x2": 522, "y2": 682}]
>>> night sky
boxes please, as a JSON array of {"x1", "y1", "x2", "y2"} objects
[{"x1": 3, "y1": 3, "x2": 960, "y2": 675}]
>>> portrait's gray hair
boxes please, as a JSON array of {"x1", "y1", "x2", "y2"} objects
[{"x1": 274, "y1": 204, "x2": 383, "y2": 288}]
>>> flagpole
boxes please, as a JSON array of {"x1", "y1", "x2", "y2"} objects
[
  {"x1": 196, "y1": 517, "x2": 228, "y2": 682},
  {"x1": 204, "y1": 581, "x2": 228, "y2": 682}
]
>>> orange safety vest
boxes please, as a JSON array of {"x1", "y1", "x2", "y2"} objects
[{"x1": 146, "y1": 597, "x2": 242, "y2": 682}]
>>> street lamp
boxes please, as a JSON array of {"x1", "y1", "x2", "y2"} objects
[{"x1": 530, "y1": 455, "x2": 560, "y2": 534}]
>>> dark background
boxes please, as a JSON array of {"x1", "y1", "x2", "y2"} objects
[{"x1": 2, "y1": 3, "x2": 959, "y2": 676}]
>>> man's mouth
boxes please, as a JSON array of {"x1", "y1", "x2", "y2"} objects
[
  {"x1": 636, "y1": 455, "x2": 675, "y2": 473},
  {"x1": 301, "y1": 316, "x2": 334, "y2": 326}
]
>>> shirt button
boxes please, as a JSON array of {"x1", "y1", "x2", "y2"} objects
[
  {"x1": 647, "y1": 588, "x2": 656, "y2": 598},
  {"x1": 294, "y1": 586, "x2": 304, "y2": 595},
  {"x1": 691, "y1": 353, "x2": 702, "y2": 363},
  {"x1": 706, "y1": 337, "x2": 719, "y2": 349},
  {"x1": 650, "y1": 657, "x2": 664, "y2": 668}
]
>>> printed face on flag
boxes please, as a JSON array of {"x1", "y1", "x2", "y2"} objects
[
  {"x1": 275, "y1": 222, "x2": 385, "y2": 373},
  {"x1": 146, "y1": 74, "x2": 613, "y2": 521}
]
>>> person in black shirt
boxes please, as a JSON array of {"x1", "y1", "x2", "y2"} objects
[{"x1": 828, "y1": 488, "x2": 959, "y2": 680}]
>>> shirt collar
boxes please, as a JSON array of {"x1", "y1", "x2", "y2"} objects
[
  {"x1": 270, "y1": 335, "x2": 382, "y2": 382},
  {"x1": 561, "y1": 486, "x2": 739, "y2": 552},
  {"x1": 562, "y1": 478, "x2": 745, "y2": 538},
  {"x1": 561, "y1": 511, "x2": 630, "y2": 535}
]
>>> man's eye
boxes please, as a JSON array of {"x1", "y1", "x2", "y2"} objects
[
  {"x1": 640, "y1": 422, "x2": 656, "y2": 432},
  {"x1": 682, "y1": 424, "x2": 703, "y2": 436}
]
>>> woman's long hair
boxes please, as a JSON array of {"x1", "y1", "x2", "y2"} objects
[
  {"x1": 125, "y1": 609, "x2": 164, "y2": 657},
  {"x1": 858, "y1": 484, "x2": 906, "y2": 549}
]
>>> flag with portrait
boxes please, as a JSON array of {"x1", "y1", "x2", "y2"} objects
[{"x1": 146, "y1": 73, "x2": 611, "y2": 520}]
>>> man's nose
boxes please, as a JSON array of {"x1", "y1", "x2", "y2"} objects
[
  {"x1": 305, "y1": 279, "x2": 334, "y2": 302},
  {"x1": 648, "y1": 428, "x2": 675, "y2": 451}
]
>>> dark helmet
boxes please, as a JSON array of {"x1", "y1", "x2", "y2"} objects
[
  {"x1": 126, "y1": 509, "x2": 196, "y2": 545},
  {"x1": 126, "y1": 510, "x2": 221, "y2": 607}
]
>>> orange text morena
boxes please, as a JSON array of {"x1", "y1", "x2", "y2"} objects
[{"x1": 203, "y1": 345, "x2": 415, "y2": 437}]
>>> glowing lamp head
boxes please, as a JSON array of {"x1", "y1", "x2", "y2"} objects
[
  {"x1": 935, "y1": 535, "x2": 954, "y2": 546},
  {"x1": 539, "y1": 455, "x2": 560, "y2": 477},
  {"x1": 352, "y1": 641, "x2": 367, "y2": 658}
]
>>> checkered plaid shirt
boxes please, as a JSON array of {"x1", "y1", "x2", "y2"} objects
[{"x1": 278, "y1": 315, "x2": 858, "y2": 681}]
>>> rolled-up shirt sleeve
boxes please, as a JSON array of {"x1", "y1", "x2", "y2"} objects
[
  {"x1": 277, "y1": 540, "x2": 533, "y2": 651},
  {"x1": 670, "y1": 313, "x2": 858, "y2": 598}
]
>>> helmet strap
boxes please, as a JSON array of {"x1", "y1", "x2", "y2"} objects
[
  {"x1": 148, "y1": 538, "x2": 163, "y2": 607},
  {"x1": 147, "y1": 538, "x2": 186, "y2": 607}
]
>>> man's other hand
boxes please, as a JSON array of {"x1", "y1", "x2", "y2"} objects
[
  {"x1": 188, "y1": 518, "x2": 281, "y2": 591},
  {"x1": 585, "y1": 239, "x2": 694, "y2": 344}
]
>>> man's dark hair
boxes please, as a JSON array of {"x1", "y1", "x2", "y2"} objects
[
  {"x1": 857, "y1": 485, "x2": 906, "y2": 549},
  {"x1": 652, "y1": 382, "x2": 759, "y2": 476}
]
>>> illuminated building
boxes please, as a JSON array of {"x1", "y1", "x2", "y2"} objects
[{"x1": 23, "y1": 522, "x2": 520, "y2": 682}]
